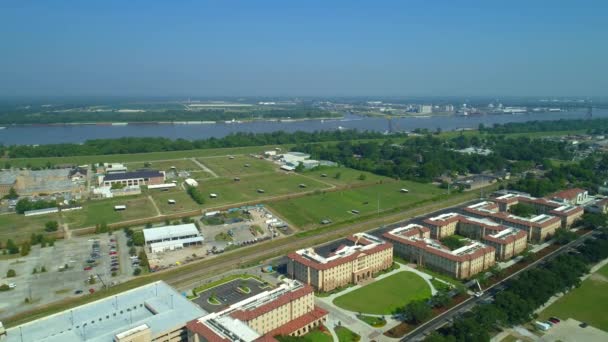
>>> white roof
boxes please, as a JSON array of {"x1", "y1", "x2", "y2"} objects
[
  {"x1": 143, "y1": 224, "x2": 200, "y2": 242},
  {"x1": 149, "y1": 236, "x2": 204, "y2": 249}
]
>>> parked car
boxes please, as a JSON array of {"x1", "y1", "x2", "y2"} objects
[
  {"x1": 74, "y1": 289, "x2": 83, "y2": 294},
  {"x1": 549, "y1": 317, "x2": 561, "y2": 324},
  {"x1": 8, "y1": 283, "x2": 16, "y2": 289},
  {"x1": 84, "y1": 266, "x2": 92, "y2": 271},
  {"x1": 580, "y1": 322, "x2": 589, "y2": 328},
  {"x1": 109, "y1": 251, "x2": 117, "y2": 255}
]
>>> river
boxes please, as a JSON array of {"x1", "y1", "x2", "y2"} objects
[{"x1": 0, "y1": 109, "x2": 605, "y2": 145}]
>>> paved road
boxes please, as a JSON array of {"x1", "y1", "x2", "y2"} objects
[{"x1": 401, "y1": 229, "x2": 599, "y2": 341}]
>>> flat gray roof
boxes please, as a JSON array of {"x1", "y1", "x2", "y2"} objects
[{"x1": 4, "y1": 281, "x2": 206, "y2": 342}]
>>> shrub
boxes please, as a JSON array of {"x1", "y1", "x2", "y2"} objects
[{"x1": 6, "y1": 269, "x2": 16, "y2": 278}]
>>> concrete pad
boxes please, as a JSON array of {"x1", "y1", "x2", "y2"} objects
[{"x1": 539, "y1": 318, "x2": 608, "y2": 342}]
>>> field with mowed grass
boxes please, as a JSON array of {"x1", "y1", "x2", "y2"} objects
[
  {"x1": 149, "y1": 189, "x2": 201, "y2": 214},
  {"x1": 333, "y1": 271, "x2": 432, "y2": 315},
  {"x1": 270, "y1": 180, "x2": 444, "y2": 229},
  {"x1": 198, "y1": 155, "x2": 276, "y2": 177},
  {"x1": 195, "y1": 173, "x2": 330, "y2": 209},
  {"x1": 63, "y1": 196, "x2": 158, "y2": 229},
  {"x1": 125, "y1": 158, "x2": 202, "y2": 172},
  {"x1": 0, "y1": 213, "x2": 61, "y2": 243},
  {"x1": 539, "y1": 263, "x2": 608, "y2": 332},
  {"x1": 303, "y1": 167, "x2": 390, "y2": 186}
]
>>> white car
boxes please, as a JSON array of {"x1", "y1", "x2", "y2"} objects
[{"x1": 8, "y1": 283, "x2": 16, "y2": 289}]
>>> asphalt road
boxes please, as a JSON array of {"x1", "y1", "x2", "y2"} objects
[{"x1": 401, "y1": 229, "x2": 599, "y2": 341}]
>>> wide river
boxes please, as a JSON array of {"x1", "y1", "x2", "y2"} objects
[{"x1": 1, "y1": 109, "x2": 606, "y2": 145}]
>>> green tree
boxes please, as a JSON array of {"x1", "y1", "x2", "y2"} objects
[
  {"x1": 44, "y1": 221, "x2": 59, "y2": 232},
  {"x1": 133, "y1": 268, "x2": 142, "y2": 276},
  {"x1": 509, "y1": 203, "x2": 536, "y2": 217},
  {"x1": 401, "y1": 299, "x2": 432, "y2": 324},
  {"x1": 295, "y1": 162, "x2": 305, "y2": 172},
  {"x1": 6, "y1": 239, "x2": 18, "y2": 254},
  {"x1": 6, "y1": 269, "x2": 16, "y2": 277},
  {"x1": 358, "y1": 173, "x2": 367, "y2": 181},
  {"x1": 20, "y1": 242, "x2": 31, "y2": 256},
  {"x1": 3, "y1": 187, "x2": 18, "y2": 200}
]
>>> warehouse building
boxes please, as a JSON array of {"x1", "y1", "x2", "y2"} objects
[
  {"x1": 100, "y1": 170, "x2": 165, "y2": 187},
  {"x1": 186, "y1": 280, "x2": 327, "y2": 341},
  {"x1": 383, "y1": 228, "x2": 495, "y2": 279},
  {"x1": 287, "y1": 233, "x2": 393, "y2": 292},
  {"x1": 143, "y1": 224, "x2": 204, "y2": 253},
  {"x1": 2, "y1": 281, "x2": 206, "y2": 342}
]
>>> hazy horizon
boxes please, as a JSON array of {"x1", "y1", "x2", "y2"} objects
[{"x1": 1, "y1": 0, "x2": 607, "y2": 97}]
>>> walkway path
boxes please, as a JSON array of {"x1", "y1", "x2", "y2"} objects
[
  {"x1": 190, "y1": 158, "x2": 219, "y2": 178},
  {"x1": 148, "y1": 195, "x2": 162, "y2": 216}
]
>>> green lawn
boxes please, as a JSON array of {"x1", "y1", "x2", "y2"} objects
[
  {"x1": 303, "y1": 167, "x2": 391, "y2": 186},
  {"x1": 333, "y1": 271, "x2": 432, "y2": 315},
  {"x1": 276, "y1": 328, "x2": 332, "y2": 342},
  {"x1": 63, "y1": 196, "x2": 158, "y2": 228},
  {"x1": 0, "y1": 213, "x2": 61, "y2": 243},
  {"x1": 335, "y1": 326, "x2": 361, "y2": 342},
  {"x1": 198, "y1": 155, "x2": 276, "y2": 177},
  {"x1": 270, "y1": 180, "x2": 443, "y2": 229},
  {"x1": 196, "y1": 173, "x2": 330, "y2": 209},
  {"x1": 357, "y1": 314, "x2": 387, "y2": 327},
  {"x1": 539, "y1": 263, "x2": 608, "y2": 331},
  {"x1": 126, "y1": 158, "x2": 202, "y2": 172},
  {"x1": 149, "y1": 189, "x2": 201, "y2": 214}
]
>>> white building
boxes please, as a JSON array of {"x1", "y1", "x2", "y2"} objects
[
  {"x1": 418, "y1": 104, "x2": 433, "y2": 114},
  {"x1": 184, "y1": 178, "x2": 199, "y2": 187},
  {"x1": 143, "y1": 224, "x2": 204, "y2": 253},
  {"x1": 281, "y1": 152, "x2": 310, "y2": 166}
]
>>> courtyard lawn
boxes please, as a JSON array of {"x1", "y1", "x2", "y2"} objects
[
  {"x1": 125, "y1": 158, "x2": 202, "y2": 172},
  {"x1": 196, "y1": 173, "x2": 330, "y2": 209},
  {"x1": 63, "y1": 196, "x2": 158, "y2": 228},
  {"x1": 0, "y1": 212, "x2": 61, "y2": 243},
  {"x1": 197, "y1": 155, "x2": 276, "y2": 177},
  {"x1": 276, "y1": 328, "x2": 332, "y2": 342},
  {"x1": 304, "y1": 167, "x2": 391, "y2": 186},
  {"x1": 270, "y1": 180, "x2": 444, "y2": 229},
  {"x1": 539, "y1": 263, "x2": 608, "y2": 332},
  {"x1": 149, "y1": 189, "x2": 201, "y2": 214},
  {"x1": 335, "y1": 326, "x2": 361, "y2": 342},
  {"x1": 333, "y1": 271, "x2": 432, "y2": 315}
]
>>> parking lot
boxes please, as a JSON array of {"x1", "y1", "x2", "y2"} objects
[
  {"x1": 0, "y1": 233, "x2": 134, "y2": 320},
  {"x1": 192, "y1": 278, "x2": 268, "y2": 313}
]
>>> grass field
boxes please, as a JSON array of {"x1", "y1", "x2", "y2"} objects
[
  {"x1": 335, "y1": 326, "x2": 361, "y2": 342},
  {"x1": 149, "y1": 189, "x2": 201, "y2": 214},
  {"x1": 0, "y1": 213, "x2": 61, "y2": 243},
  {"x1": 196, "y1": 173, "x2": 330, "y2": 209},
  {"x1": 63, "y1": 196, "x2": 158, "y2": 228},
  {"x1": 126, "y1": 158, "x2": 202, "y2": 172},
  {"x1": 303, "y1": 167, "x2": 391, "y2": 186},
  {"x1": 198, "y1": 155, "x2": 276, "y2": 177},
  {"x1": 333, "y1": 271, "x2": 432, "y2": 315},
  {"x1": 270, "y1": 180, "x2": 444, "y2": 229},
  {"x1": 539, "y1": 263, "x2": 608, "y2": 332}
]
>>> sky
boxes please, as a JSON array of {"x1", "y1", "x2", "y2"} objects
[{"x1": 0, "y1": 0, "x2": 607, "y2": 97}]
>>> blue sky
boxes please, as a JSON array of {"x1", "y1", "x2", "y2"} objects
[{"x1": 0, "y1": 0, "x2": 606, "y2": 97}]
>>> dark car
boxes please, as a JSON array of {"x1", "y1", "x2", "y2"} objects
[
  {"x1": 110, "y1": 267, "x2": 118, "y2": 271},
  {"x1": 580, "y1": 322, "x2": 588, "y2": 328},
  {"x1": 74, "y1": 289, "x2": 83, "y2": 295},
  {"x1": 549, "y1": 317, "x2": 561, "y2": 324}
]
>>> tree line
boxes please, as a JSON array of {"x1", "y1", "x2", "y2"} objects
[
  {"x1": 294, "y1": 134, "x2": 570, "y2": 182},
  {"x1": 7, "y1": 130, "x2": 391, "y2": 158},
  {"x1": 480, "y1": 117, "x2": 608, "y2": 135}
]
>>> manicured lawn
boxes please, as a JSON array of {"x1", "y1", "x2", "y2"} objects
[
  {"x1": 304, "y1": 167, "x2": 391, "y2": 186},
  {"x1": 63, "y1": 196, "x2": 158, "y2": 228},
  {"x1": 149, "y1": 189, "x2": 201, "y2": 214},
  {"x1": 196, "y1": 173, "x2": 329, "y2": 209},
  {"x1": 333, "y1": 271, "x2": 432, "y2": 315},
  {"x1": 335, "y1": 326, "x2": 361, "y2": 342},
  {"x1": 270, "y1": 180, "x2": 443, "y2": 229},
  {"x1": 357, "y1": 314, "x2": 386, "y2": 327},
  {"x1": 198, "y1": 155, "x2": 276, "y2": 177},
  {"x1": 125, "y1": 158, "x2": 201, "y2": 172},
  {"x1": 597, "y1": 262, "x2": 608, "y2": 278},
  {"x1": 0, "y1": 212, "x2": 61, "y2": 243},
  {"x1": 539, "y1": 264, "x2": 608, "y2": 332},
  {"x1": 276, "y1": 328, "x2": 332, "y2": 342}
]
